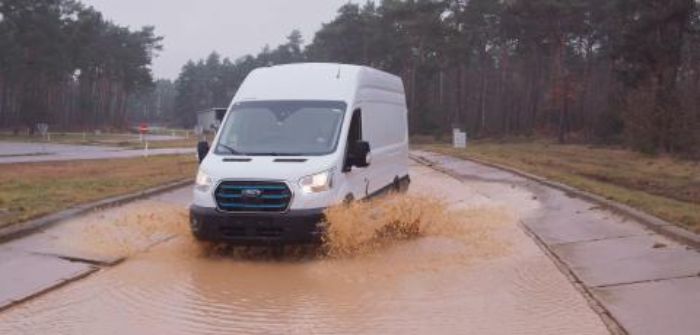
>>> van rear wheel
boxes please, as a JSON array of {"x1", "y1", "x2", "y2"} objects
[
  {"x1": 394, "y1": 176, "x2": 410, "y2": 194},
  {"x1": 343, "y1": 194, "x2": 354, "y2": 204},
  {"x1": 392, "y1": 178, "x2": 402, "y2": 193}
]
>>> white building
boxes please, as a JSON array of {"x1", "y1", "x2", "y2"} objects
[{"x1": 196, "y1": 108, "x2": 227, "y2": 133}]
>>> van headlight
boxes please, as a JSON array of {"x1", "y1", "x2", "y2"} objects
[
  {"x1": 195, "y1": 170, "x2": 213, "y2": 192},
  {"x1": 299, "y1": 169, "x2": 333, "y2": 193}
]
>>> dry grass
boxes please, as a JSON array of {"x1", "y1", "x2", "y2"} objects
[
  {"x1": 0, "y1": 155, "x2": 197, "y2": 228},
  {"x1": 418, "y1": 140, "x2": 700, "y2": 233}
]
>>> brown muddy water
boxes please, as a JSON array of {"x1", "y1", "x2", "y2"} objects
[{"x1": 0, "y1": 165, "x2": 609, "y2": 334}]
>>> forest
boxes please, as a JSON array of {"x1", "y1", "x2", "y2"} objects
[
  {"x1": 0, "y1": 0, "x2": 161, "y2": 131},
  {"x1": 170, "y1": 0, "x2": 700, "y2": 156},
  {"x1": 1, "y1": 0, "x2": 699, "y2": 156}
]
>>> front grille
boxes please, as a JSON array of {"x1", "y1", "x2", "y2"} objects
[{"x1": 215, "y1": 181, "x2": 292, "y2": 212}]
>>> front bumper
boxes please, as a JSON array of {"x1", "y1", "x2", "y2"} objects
[{"x1": 189, "y1": 205, "x2": 325, "y2": 245}]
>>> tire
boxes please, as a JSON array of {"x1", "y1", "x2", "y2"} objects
[
  {"x1": 190, "y1": 214, "x2": 206, "y2": 241},
  {"x1": 191, "y1": 230, "x2": 205, "y2": 241},
  {"x1": 343, "y1": 194, "x2": 355, "y2": 204},
  {"x1": 398, "y1": 176, "x2": 410, "y2": 193},
  {"x1": 393, "y1": 177, "x2": 402, "y2": 193}
]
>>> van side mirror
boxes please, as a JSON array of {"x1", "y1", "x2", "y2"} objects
[
  {"x1": 197, "y1": 141, "x2": 209, "y2": 163},
  {"x1": 351, "y1": 141, "x2": 371, "y2": 168}
]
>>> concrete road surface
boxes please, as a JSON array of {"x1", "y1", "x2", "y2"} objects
[
  {"x1": 0, "y1": 151, "x2": 697, "y2": 334},
  {"x1": 0, "y1": 141, "x2": 194, "y2": 164},
  {"x1": 412, "y1": 150, "x2": 700, "y2": 335}
]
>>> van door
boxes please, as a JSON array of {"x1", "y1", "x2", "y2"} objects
[
  {"x1": 342, "y1": 108, "x2": 370, "y2": 199},
  {"x1": 361, "y1": 102, "x2": 404, "y2": 196}
]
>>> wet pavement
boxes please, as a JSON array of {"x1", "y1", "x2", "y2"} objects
[
  {"x1": 0, "y1": 251, "x2": 96, "y2": 309},
  {"x1": 0, "y1": 141, "x2": 194, "y2": 164},
  {"x1": 413, "y1": 150, "x2": 700, "y2": 335},
  {"x1": 0, "y1": 160, "x2": 611, "y2": 334}
]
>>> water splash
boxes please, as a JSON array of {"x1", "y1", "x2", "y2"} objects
[
  {"x1": 322, "y1": 194, "x2": 512, "y2": 258},
  {"x1": 66, "y1": 202, "x2": 189, "y2": 257},
  {"x1": 69, "y1": 194, "x2": 510, "y2": 263}
]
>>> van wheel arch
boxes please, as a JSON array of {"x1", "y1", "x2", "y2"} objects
[{"x1": 343, "y1": 194, "x2": 355, "y2": 204}]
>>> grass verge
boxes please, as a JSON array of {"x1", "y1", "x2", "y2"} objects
[
  {"x1": 418, "y1": 140, "x2": 700, "y2": 233},
  {"x1": 0, "y1": 155, "x2": 197, "y2": 229}
]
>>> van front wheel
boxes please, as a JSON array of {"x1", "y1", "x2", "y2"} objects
[{"x1": 189, "y1": 211, "x2": 207, "y2": 241}]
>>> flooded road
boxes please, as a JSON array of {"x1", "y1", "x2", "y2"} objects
[{"x1": 0, "y1": 163, "x2": 609, "y2": 334}]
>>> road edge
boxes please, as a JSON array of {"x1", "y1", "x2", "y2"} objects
[
  {"x1": 518, "y1": 222, "x2": 628, "y2": 335},
  {"x1": 0, "y1": 179, "x2": 193, "y2": 243},
  {"x1": 0, "y1": 265, "x2": 98, "y2": 313},
  {"x1": 410, "y1": 152, "x2": 629, "y2": 334},
  {"x1": 410, "y1": 151, "x2": 700, "y2": 250}
]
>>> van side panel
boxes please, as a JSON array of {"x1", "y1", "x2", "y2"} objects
[
  {"x1": 356, "y1": 68, "x2": 409, "y2": 195},
  {"x1": 361, "y1": 101, "x2": 408, "y2": 194}
]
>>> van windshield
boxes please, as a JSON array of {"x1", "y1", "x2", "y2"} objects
[{"x1": 215, "y1": 100, "x2": 347, "y2": 156}]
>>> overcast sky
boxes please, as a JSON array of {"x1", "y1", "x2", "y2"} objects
[{"x1": 81, "y1": 0, "x2": 362, "y2": 80}]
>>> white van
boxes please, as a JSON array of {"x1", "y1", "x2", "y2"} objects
[{"x1": 190, "y1": 63, "x2": 410, "y2": 244}]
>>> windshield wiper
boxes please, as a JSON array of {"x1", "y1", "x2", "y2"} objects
[
  {"x1": 217, "y1": 143, "x2": 246, "y2": 156},
  {"x1": 247, "y1": 152, "x2": 305, "y2": 156}
]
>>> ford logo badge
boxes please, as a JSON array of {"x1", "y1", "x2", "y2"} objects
[{"x1": 242, "y1": 189, "x2": 262, "y2": 198}]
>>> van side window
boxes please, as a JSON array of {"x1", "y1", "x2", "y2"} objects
[{"x1": 343, "y1": 109, "x2": 362, "y2": 172}]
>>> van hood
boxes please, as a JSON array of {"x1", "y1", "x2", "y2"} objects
[{"x1": 200, "y1": 154, "x2": 338, "y2": 182}]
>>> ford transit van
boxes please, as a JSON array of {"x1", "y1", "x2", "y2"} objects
[{"x1": 190, "y1": 63, "x2": 410, "y2": 244}]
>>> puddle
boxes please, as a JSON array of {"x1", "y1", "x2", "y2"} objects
[
  {"x1": 185, "y1": 194, "x2": 511, "y2": 266},
  {"x1": 0, "y1": 166, "x2": 609, "y2": 334},
  {"x1": 37, "y1": 201, "x2": 191, "y2": 261}
]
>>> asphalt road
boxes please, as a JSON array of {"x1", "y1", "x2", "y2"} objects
[
  {"x1": 0, "y1": 152, "x2": 698, "y2": 334},
  {"x1": 0, "y1": 141, "x2": 194, "y2": 164}
]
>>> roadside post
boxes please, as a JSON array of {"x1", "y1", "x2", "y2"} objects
[
  {"x1": 37, "y1": 123, "x2": 49, "y2": 154},
  {"x1": 139, "y1": 123, "x2": 149, "y2": 156},
  {"x1": 139, "y1": 123, "x2": 148, "y2": 143},
  {"x1": 37, "y1": 123, "x2": 49, "y2": 142},
  {"x1": 453, "y1": 128, "x2": 467, "y2": 149},
  {"x1": 143, "y1": 141, "x2": 150, "y2": 157}
]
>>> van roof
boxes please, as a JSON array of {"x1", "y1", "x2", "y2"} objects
[{"x1": 231, "y1": 63, "x2": 405, "y2": 104}]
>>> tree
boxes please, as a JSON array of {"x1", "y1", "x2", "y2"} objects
[
  {"x1": 610, "y1": 0, "x2": 697, "y2": 153},
  {"x1": 0, "y1": 0, "x2": 161, "y2": 130},
  {"x1": 172, "y1": 30, "x2": 310, "y2": 126},
  {"x1": 175, "y1": 0, "x2": 700, "y2": 157}
]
